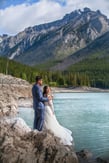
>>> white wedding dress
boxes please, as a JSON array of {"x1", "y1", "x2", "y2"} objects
[{"x1": 43, "y1": 99, "x2": 74, "y2": 146}]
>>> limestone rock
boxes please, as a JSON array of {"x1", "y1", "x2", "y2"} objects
[
  {"x1": 0, "y1": 91, "x2": 18, "y2": 117},
  {"x1": 0, "y1": 74, "x2": 32, "y2": 117},
  {"x1": 0, "y1": 73, "x2": 29, "y2": 85},
  {"x1": 0, "y1": 117, "x2": 78, "y2": 163}
]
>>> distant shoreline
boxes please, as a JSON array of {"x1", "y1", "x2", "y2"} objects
[
  {"x1": 51, "y1": 86, "x2": 109, "y2": 93},
  {"x1": 18, "y1": 86, "x2": 109, "y2": 107}
]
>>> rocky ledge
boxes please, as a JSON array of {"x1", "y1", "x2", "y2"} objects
[
  {"x1": 0, "y1": 117, "x2": 78, "y2": 163},
  {"x1": 0, "y1": 74, "x2": 78, "y2": 163}
]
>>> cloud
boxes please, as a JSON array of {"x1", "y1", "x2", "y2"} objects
[
  {"x1": 0, "y1": 0, "x2": 109, "y2": 35},
  {"x1": 0, "y1": 0, "x2": 64, "y2": 35}
]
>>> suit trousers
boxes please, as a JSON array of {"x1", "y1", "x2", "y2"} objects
[{"x1": 33, "y1": 108, "x2": 45, "y2": 131}]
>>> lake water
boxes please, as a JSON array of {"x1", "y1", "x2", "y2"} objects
[{"x1": 18, "y1": 93, "x2": 109, "y2": 159}]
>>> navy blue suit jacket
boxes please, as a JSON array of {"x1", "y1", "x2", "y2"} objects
[{"x1": 32, "y1": 84, "x2": 48, "y2": 110}]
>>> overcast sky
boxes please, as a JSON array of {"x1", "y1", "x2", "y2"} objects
[{"x1": 0, "y1": 0, "x2": 109, "y2": 35}]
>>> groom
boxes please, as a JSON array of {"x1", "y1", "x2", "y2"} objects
[{"x1": 32, "y1": 76, "x2": 51, "y2": 131}]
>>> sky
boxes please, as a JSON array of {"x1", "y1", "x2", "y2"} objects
[{"x1": 0, "y1": 0, "x2": 109, "y2": 35}]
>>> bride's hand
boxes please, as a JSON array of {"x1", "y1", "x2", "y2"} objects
[{"x1": 48, "y1": 95, "x2": 52, "y2": 100}]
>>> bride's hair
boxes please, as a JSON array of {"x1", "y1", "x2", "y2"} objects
[{"x1": 43, "y1": 86, "x2": 49, "y2": 96}]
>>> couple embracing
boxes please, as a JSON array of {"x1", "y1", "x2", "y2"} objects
[{"x1": 32, "y1": 76, "x2": 73, "y2": 146}]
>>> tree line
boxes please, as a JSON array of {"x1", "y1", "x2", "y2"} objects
[{"x1": 0, "y1": 57, "x2": 109, "y2": 89}]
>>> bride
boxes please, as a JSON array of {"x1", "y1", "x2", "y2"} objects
[{"x1": 43, "y1": 86, "x2": 74, "y2": 146}]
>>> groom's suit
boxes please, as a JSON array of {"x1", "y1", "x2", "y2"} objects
[{"x1": 32, "y1": 84, "x2": 48, "y2": 131}]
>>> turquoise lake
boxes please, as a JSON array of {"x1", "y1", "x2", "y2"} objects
[{"x1": 18, "y1": 93, "x2": 109, "y2": 159}]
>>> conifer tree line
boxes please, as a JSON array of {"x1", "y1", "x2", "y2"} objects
[{"x1": 0, "y1": 57, "x2": 109, "y2": 89}]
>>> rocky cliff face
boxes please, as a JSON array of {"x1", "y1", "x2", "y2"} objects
[
  {"x1": 0, "y1": 73, "x2": 32, "y2": 117},
  {"x1": 0, "y1": 74, "x2": 78, "y2": 163},
  {"x1": 51, "y1": 30, "x2": 109, "y2": 71},
  {"x1": 0, "y1": 72, "x2": 33, "y2": 117},
  {"x1": 0, "y1": 8, "x2": 109, "y2": 66}
]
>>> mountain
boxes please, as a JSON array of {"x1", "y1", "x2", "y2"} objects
[
  {"x1": 0, "y1": 8, "x2": 109, "y2": 66},
  {"x1": 51, "y1": 30, "x2": 109, "y2": 71}
]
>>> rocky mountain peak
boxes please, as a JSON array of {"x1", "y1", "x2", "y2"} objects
[{"x1": 0, "y1": 8, "x2": 109, "y2": 65}]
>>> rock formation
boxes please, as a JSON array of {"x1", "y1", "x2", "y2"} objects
[
  {"x1": 0, "y1": 117, "x2": 78, "y2": 163},
  {"x1": 77, "y1": 150, "x2": 109, "y2": 163},
  {"x1": 0, "y1": 73, "x2": 32, "y2": 117}
]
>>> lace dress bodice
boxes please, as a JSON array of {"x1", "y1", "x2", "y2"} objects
[{"x1": 44, "y1": 100, "x2": 54, "y2": 112}]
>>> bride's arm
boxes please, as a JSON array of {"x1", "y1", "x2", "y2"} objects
[{"x1": 47, "y1": 95, "x2": 55, "y2": 114}]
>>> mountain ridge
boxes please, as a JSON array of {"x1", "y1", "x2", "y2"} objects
[
  {"x1": 0, "y1": 7, "x2": 109, "y2": 66},
  {"x1": 51, "y1": 30, "x2": 109, "y2": 71}
]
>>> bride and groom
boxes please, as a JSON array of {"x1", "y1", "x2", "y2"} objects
[{"x1": 32, "y1": 76, "x2": 73, "y2": 146}]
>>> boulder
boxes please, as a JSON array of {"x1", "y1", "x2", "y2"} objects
[{"x1": 0, "y1": 117, "x2": 78, "y2": 163}]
